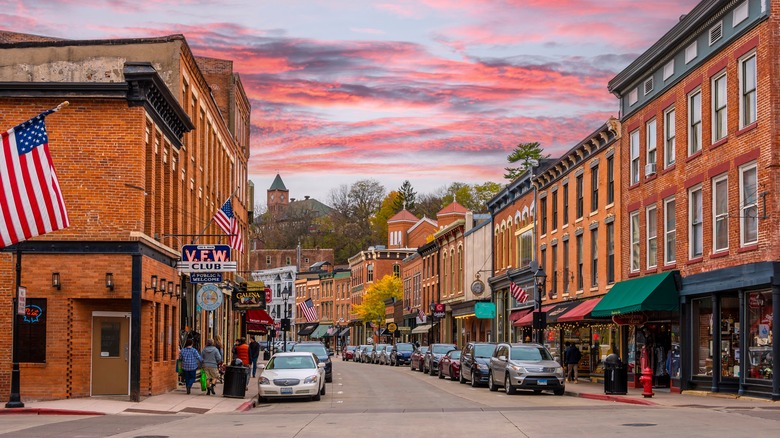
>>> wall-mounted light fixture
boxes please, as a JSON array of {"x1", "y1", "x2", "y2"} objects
[
  {"x1": 52, "y1": 272, "x2": 61, "y2": 290},
  {"x1": 106, "y1": 273, "x2": 114, "y2": 291},
  {"x1": 167, "y1": 281, "x2": 174, "y2": 297},
  {"x1": 145, "y1": 275, "x2": 158, "y2": 292},
  {"x1": 174, "y1": 284, "x2": 181, "y2": 299},
  {"x1": 159, "y1": 279, "x2": 167, "y2": 294}
]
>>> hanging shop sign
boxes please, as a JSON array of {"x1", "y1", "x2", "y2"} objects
[
  {"x1": 433, "y1": 303, "x2": 446, "y2": 319},
  {"x1": 177, "y1": 244, "x2": 236, "y2": 273},
  {"x1": 232, "y1": 281, "x2": 267, "y2": 310},
  {"x1": 196, "y1": 284, "x2": 224, "y2": 312},
  {"x1": 190, "y1": 272, "x2": 223, "y2": 283},
  {"x1": 387, "y1": 322, "x2": 398, "y2": 333},
  {"x1": 612, "y1": 313, "x2": 648, "y2": 325},
  {"x1": 474, "y1": 302, "x2": 496, "y2": 319}
]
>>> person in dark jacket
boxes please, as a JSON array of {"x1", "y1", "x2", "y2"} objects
[
  {"x1": 249, "y1": 335, "x2": 261, "y2": 378},
  {"x1": 565, "y1": 342, "x2": 582, "y2": 383}
]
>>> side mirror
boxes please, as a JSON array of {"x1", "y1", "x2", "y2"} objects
[
  {"x1": 258, "y1": 364, "x2": 266, "y2": 370},
  {"x1": 318, "y1": 363, "x2": 326, "y2": 368},
  {"x1": 498, "y1": 355, "x2": 507, "y2": 362},
  {"x1": 328, "y1": 351, "x2": 335, "y2": 357}
]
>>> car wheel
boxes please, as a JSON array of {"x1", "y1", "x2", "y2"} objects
[
  {"x1": 326, "y1": 376, "x2": 332, "y2": 383},
  {"x1": 459, "y1": 370, "x2": 466, "y2": 384},
  {"x1": 471, "y1": 371, "x2": 479, "y2": 388},
  {"x1": 313, "y1": 391, "x2": 321, "y2": 401},
  {"x1": 321, "y1": 384, "x2": 326, "y2": 395},
  {"x1": 488, "y1": 373, "x2": 498, "y2": 392},
  {"x1": 258, "y1": 395, "x2": 267, "y2": 403},
  {"x1": 451, "y1": 368, "x2": 457, "y2": 381},
  {"x1": 504, "y1": 374, "x2": 516, "y2": 395},
  {"x1": 554, "y1": 388, "x2": 565, "y2": 396},
  {"x1": 438, "y1": 368, "x2": 445, "y2": 379}
]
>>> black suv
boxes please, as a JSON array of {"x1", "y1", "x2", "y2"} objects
[
  {"x1": 291, "y1": 341, "x2": 334, "y2": 382},
  {"x1": 459, "y1": 342, "x2": 496, "y2": 386}
]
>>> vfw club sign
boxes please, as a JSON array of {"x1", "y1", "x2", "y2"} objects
[{"x1": 177, "y1": 244, "x2": 237, "y2": 273}]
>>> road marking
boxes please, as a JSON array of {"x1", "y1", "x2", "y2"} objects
[
  {"x1": 337, "y1": 391, "x2": 343, "y2": 394},
  {"x1": 336, "y1": 400, "x2": 343, "y2": 403},
  {"x1": 338, "y1": 383, "x2": 343, "y2": 386}
]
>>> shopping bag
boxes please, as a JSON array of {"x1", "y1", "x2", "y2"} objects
[
  {"x1": 200, "y1": 370, "x2": 207, "y2": 392},
  {"x1": 175, "y1": 359, "x2": 182, "y2": 374}
]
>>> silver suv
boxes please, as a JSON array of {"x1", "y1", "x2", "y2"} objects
[{"x1": 487, "y1": 343, "x2": 565, "y2": 395}]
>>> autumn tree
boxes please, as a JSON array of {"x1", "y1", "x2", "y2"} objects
[
  {"x1": 504, "y1": 141, "x2": 548, "y2": 181},
  {"x1": 351, "y1": 275, "x2": 403, "y2": 325},
  {"x1": 372, "y1": 191, "x2": 401, "y2": 245},
  {"x1": 413, "y1": 188, "x2": 446, "y2": 219},
  {"x1": 441, "y1": 181, "x2": 501, "y2": 213}
]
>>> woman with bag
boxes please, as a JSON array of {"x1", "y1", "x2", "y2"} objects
[
  {"x1": 201, "y1": 339, "x2": 223, "y2": 395},
  {"x1": 178, "y1": 338, "x2": 203, "y2": 394}
]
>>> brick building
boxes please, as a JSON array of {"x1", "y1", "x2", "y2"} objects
[
  {"x1": 0, "y1": 32, "x2": 250, "y2": 401},
  {"x1": 606, "y1": 0, "x2": 779, "y2": 399}
]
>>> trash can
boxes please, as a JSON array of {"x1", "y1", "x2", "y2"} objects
[
  {"x1": 222, "y1": 365, "x2": 248, "y2": 398},
  {"x1": 603, "y1": 353, "x2": 627, "y2": 395},
  {"x1": 263, "y1": 349, "x2": 270, "y2": 360}
]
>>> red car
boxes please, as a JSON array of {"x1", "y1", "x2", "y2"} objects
[
  {"x1": 343, "y1": 346, "x2": 356, "y2": 361},
  {"x1": 410, "y1": 346, "x2": 428, "y2": 371},
  {"x1": 438, "y1": 349, "x2": 461, "y2": 381}
]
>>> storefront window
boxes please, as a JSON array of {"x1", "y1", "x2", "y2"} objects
[
  {"x1": 628, "y1": 325, "x2": 636, "y2": 374},
  {"x1": 720, "y1": 295, "x2": 740, "y2": 379},
  {"x1": 747, "y1": 291, "x2": 773, "y2": 380},
  {"x1": 544, "y1": 328, "x2": 561, "y2": 364},
  {"x1": 563, "y1": 327, "x2": 592, "y2": 374},
  {"x1": 692, "y1": 298, "x2": 713, "y2": 377},
  {"x1": 591, "y1": 326, "x2": 619, "y2": 374},
  {"x1": 669, "y1": 324, "x2": 681, "y2": 379}
]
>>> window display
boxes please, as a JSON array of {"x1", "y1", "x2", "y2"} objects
[
  {"x1": 720, "y1": 295, "x2": 740, "y2": 379},
  {"x1": 591, "y1": 326, "x2": 619, "y2": 374},
  {"x1": 748, "y1": 291, "x2": 773, "y2": 380},
  {"x1": 692, "y1": 298, "x2": 713, "y2": 376}
]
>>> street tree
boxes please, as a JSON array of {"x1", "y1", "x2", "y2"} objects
[
  {"x1": 351, "y1": 275, "x2": 403, "y2": 325},
  {"x1": 504, "y1": 141, "x2": 548, "y2": 181}
]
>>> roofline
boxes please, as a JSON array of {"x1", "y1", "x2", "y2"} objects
[{"x1": 0, "y1": 33, "x2": 188, "y2": 50}]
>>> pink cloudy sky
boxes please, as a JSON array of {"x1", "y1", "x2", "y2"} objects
[{"x1": 5, "y1": 0, "x2": 699, "y2": 208}]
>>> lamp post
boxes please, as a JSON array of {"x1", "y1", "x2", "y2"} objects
[
  {"x1": 533, "y1": 266, "x2": 547, "y2": 345},
  {"x1": 282, "y1": 285, "x2": 291, "y2": 352}
]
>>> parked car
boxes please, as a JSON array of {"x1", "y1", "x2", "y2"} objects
[
  {"x1": 423, "y1": 343, "x2": 457, "y2": 376},
  {"x1": 360, "y1": 344, "x2": 375, "y2": 363},
  {"x1": 390, "y1": 342, "x2": 415, "y2": 366},
  {"x1": 438, "y1": 349, "x2": 461, "y2": 381},
  {"x1": 487, "y1": 343, "x2": 565, "y2": 395},
  {"x1": 257, "y1": 352, "x2": 325, "y2": 402},
  {"x1": 378, "y1": 345, "x2": 394, "y2": 365},
  {"x1": 459, "y1": 342, "x2": 496, "y2": 387},
  {"x1": 343, "y1": 346, "x2": 357, "y2": 361},
  {"x1": 410, "y1": 346, "x2": 429, "y2": 371},
  {"x1": 372, "y1": 344, "x2": 389, "y2": 364},
  {"x1": 291, "y1": 341, "x2": 334, "y2": 382}
]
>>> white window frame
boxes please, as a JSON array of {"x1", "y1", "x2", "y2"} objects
[
  {"x1": 664, "y1": 197, "x2": 676, "y2": 265},
  {"x1": 630, "y1": 129, "x2": 640, "y2": 185},
  {"x1": 712, "y1": 72, "x2": 728, "y2": 142},
  {"x1": 663, "y1": 60, "x2": 674, "y2": 81},
  {"x1": 739, "y1": 52, "x2": 757, "y2": 128},
  {"x1": 664, "y1": 107, "x2": 676, "y2": 168},
  {"x1": 630, "y1": 211, "x2": 640, "y2": 272},
  {"x1": 740, "y1": 162, "x2": 758, "y2": 246},
  {"x1": 646, "y1": 205, "x2": 658, "y2": 269},
  {"x1": 646, "y1": 118, "x2": 657, "y2": 170},
  {"x1": 688, "y1": 89, "x2": 702, "y2": 155},
  {"x1": 712, "y1": 174, "x2": 729, "y2": 253},
  {"x1": 689, "y1": 185, "x2": 703, "y2": 259},
  {"x1": 685, "y1": 42, "x2": 698, "y2": 64},
  {"x1": 733, "y1": 1, "x2": 749, "y2": 26},
  {"x1": 629, "y1": 88, "x2": 638, "y2": 106}
]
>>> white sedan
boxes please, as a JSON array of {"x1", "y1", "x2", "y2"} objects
[{"x1": 257, "y1": 352, "x2": 326, "y2": 402}]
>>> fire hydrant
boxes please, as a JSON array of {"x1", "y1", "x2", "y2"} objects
[{"x1": 639, "y1": 344, "x2": 654, "y2": 398}]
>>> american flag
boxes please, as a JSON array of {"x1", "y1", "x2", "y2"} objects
[
  {"x1": 1, "y1": 109, "x2": 69, "y2": 248},
  {"x1": 417, "y1": 307, "x2": 426, "y2": 323},
  {"x1": 212, "y1": 198, "x2": 244, "y2": 253},
  {"x1": 510, "y1": 282, "x2": 528, "y2": 303},
  {"x1": 299, "y1": 298, "x2": 318, "y2": 322}
]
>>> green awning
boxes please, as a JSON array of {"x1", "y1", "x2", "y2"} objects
[
  {"x1": 591, "y1": 271, "x2": 679, "y2": 317},
  {"x1": 309, "y1": 324, "x2": 332, "y2": 339}
]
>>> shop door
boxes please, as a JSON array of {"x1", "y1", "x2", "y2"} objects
[{"x1": 91, "y1": 315, "x2": 130, "y2": 395}]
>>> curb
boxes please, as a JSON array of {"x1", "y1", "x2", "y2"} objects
[
  {"x1": 236, "y1": 399, "x2": 254, "y2": 412},
  {"x1": 567, "y1": 391, "x2": 657, "y2": 406},
  {"x1": 0, "y1": 408, "x2": 105, "y2": 416}
]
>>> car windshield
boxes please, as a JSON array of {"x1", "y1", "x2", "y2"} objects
[
  {"x1": 365, "y1": 346, "x2": 374, "y2": 352},
  {"x1": 385, "y1": 346, "x2": 393, "y2": 352},
  {"x1": 432, "y1": 345, "x2": 456, "y2": 354},
  {"x1": 396, "y1": 343, "x2": 413, "y2": 352},
  {"x1": 418, "y1": 347, "x2": 429, "y2": 354},
  {"x1": 267, "y1": 355, "x2": 316, "y2": 370},
  {"x1": 293, "y1": 344, "x2": 328, "y2": 356},
  {"x1": 510, "y1": 346, "x2": 553, "y2": 362},
  {"x1": 474, "y1": 345, "x2": 495, "y2": 358},
  {"x1": 448, "y1": 351, "x2": 462, "y2": 360},
  {"x1": 347, "y1": 346, "x2": 356, "y2": 351}
]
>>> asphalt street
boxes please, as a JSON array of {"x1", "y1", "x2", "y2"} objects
[{"x1": 2, "y1": 359, "x2": 780, "y2": 437}]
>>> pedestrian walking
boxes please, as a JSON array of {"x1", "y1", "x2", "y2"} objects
[
  {"x1": 565, "y1": 342, "x2": 582, "y2": 383},
  {"x1": 249, "y1": 335, "x2": 261, "y2": 378},
  {"x1": 233, "y1": 337, "x2": 251, "y2": 391},
  {"x1": 214, "y1": 335, "x2": 225, "y2": 383},
  {"x1": 201, "y1": 339, "x2": 223, "y2": 395},
  {"x1": 179, "y1": 338, "x2": 202, "y2": 394}
]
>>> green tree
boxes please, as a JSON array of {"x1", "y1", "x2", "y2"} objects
[
  {"x1": 372, "y1": 191, "x2": 401, "y2": 245},
  {"x1": 440, "y1": 182, "x2": 501, "y2": 213},
  {"x1": 352, "y1": 275, "x2": 403, "y2": 324},
  {"x1": 504, "y1": 141, "x2": 548, "y2": 181},
  {"x1": 392, "y1": 180, "x2": 417, "y2": 211}
]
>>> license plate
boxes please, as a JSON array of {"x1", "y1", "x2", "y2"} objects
[
  {"x1": 281, "y1": 387, "x2": 293, "y2": 394},
  {"x1": 537, "y1": 379, "x2": 547, "y2": 386}
]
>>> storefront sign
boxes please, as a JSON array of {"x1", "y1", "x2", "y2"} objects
[
  {"x1": 190, "y1": 272, "x2": 223, "y2": 283},
  {"x1": 612, "y1": 313, "x2": 648, "y2": 325},
  {"x1": 178, "y1": 244, "x2": 236, "y2": 273},
  {"x1": 232, "y1": 281, "x2": 267, "y2": 310},
  {"x1": 196, "y1": 284, "x2": 224, "y2": 312},
  {"x1": 17, "y1": 286, "x2": 26, "y2": 315},
  {"x1": 474, "y1": 302, "x2": 496, "y2": 319},
  {"x1": 387, "y1": 322, "x2": 398, "y2": 333},
  {"x1": 433, "y1": 303, "x2": 446, "y2": 318}
]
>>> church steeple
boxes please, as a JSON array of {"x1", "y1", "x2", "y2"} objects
[{"x1": 267, "y1": 173, "x2": 289, "y2": 213}]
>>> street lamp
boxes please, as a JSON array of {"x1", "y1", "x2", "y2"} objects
[
  {"x1": 533, "y1": 266, "x2": 547, "y2": 344},
  {"x1": 282, "y1": 286, "x2": 291, "y2": 352}
]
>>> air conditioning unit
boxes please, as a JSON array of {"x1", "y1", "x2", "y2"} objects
[{"x1": 645, "y1": 163, "x2": 657, "y2": 176}]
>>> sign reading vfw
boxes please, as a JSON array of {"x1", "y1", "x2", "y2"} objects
[{"x1": 177, "y1": 244, "x2": 236, "y2": 273}]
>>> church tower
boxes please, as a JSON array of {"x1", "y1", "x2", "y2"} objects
[{"x1": 267, "y1": 173, "x2": 289, "y2": 214}]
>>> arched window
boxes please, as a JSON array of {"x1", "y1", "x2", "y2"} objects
[
  {"x1": 441, "y1": 251, "x2": 447, "y2": 295},
  {"x1": 450, "y1": 248, "x2": 455, "y2": 295},
  {"x1": 393, "y1": 264, "x2": 400, "y2": 277},
  {"x1": 458, "y1": 246, "x2": 463, "y2": 292}
]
